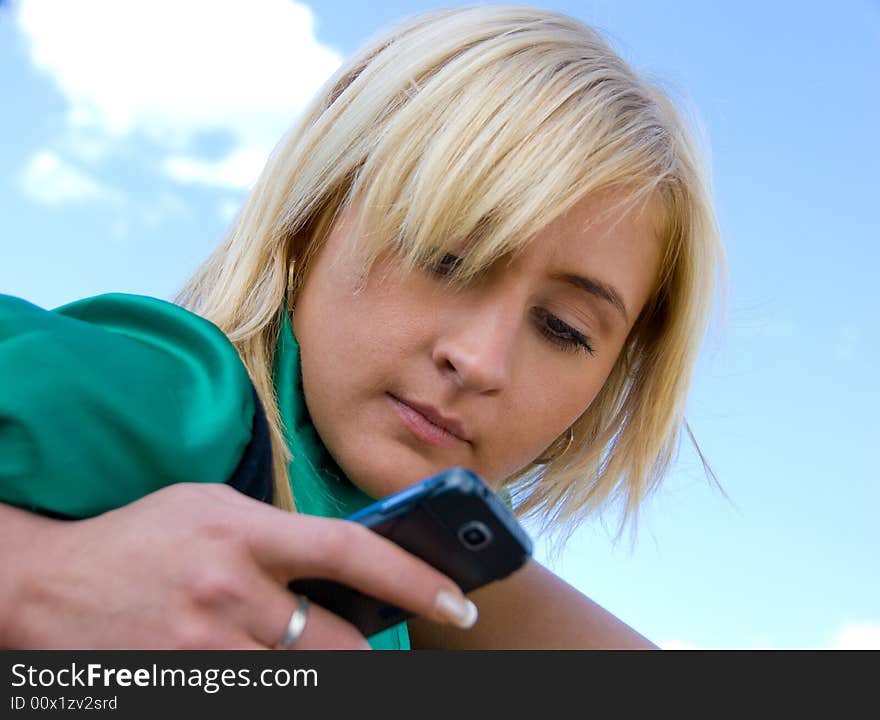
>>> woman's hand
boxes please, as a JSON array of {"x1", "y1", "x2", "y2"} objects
[{"x1": 2, "y1": 483, "x2": 476, "y2": 649}]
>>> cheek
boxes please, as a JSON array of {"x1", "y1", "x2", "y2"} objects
[
  {"x1": 296, "y1": 262, "x2": 411, "y2": 376},
  {"x1": 299, "y1": 299, "x2": 396, "y2": 410},
  {"x1": 480, "y1": 366, "x2": 606, "y2": 483},
  {"x1": 296, "y1": 286, "x2": 425, "y2": 431}
]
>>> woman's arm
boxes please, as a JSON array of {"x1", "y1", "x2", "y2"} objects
[
  {"x1": 407, "y1": 558, "x2": 658, "y2": 649},
  {"x1": 0, "y1": 293, "x2": 262, "y2": 518},
  {"x1": 0, "y1": 486, "x2": 479, "y2": 649},
  {"x1": 0, "y1": 503, "x2": 59, "y2": 647}
]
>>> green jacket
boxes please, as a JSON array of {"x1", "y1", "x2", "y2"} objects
[{"x1": 0, "y1": 293, "x2": 408, "y2": 649}]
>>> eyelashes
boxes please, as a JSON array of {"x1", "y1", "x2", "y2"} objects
[
  {"x1": 432, "y1": 252, "x2": 464, "y2": 277},
  {"x1": 532, "y1": 308, "x2": 596, "y2": 356},
  {"x1": 429, "y1": 253, "x2": 596, "y2": 358}
]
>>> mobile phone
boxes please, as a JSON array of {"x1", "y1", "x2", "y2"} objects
[{"x1": 288, "y1": 467, "x2": 533, "y2": 638}]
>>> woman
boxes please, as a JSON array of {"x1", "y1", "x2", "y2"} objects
[{"x1": 0, "y1": 6, "x2": 723, "y2": 649}]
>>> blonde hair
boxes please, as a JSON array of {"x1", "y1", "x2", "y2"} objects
[{"x1": 176, "y1": 5, "x2": 726, "y2": 538}]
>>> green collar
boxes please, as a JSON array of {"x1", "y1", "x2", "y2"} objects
[{"x1": 272, "y1": 309, "x2": 375, "y2": 518}]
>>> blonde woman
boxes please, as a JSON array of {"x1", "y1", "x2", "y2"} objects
[{"x1": 0, "y1": 6, "x2": 723, "y2": 649}]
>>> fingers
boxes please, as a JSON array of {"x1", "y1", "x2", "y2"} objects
[
  {"x1": 243, "y1": 573, "x2": 370, "y2": 650},
  {"x1": 281, "y1": 601, "x2": 370, "y2": 650},
  {"x1": 145, "y1": 485, "x2": 478, "y2": 642},
  {"x1": 246, "y1": 511, "x2": 478, "y2": 630}
]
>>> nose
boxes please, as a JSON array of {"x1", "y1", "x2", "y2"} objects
[{"x1": 432, "y1": 299, "x2": 519, "y2": 393}]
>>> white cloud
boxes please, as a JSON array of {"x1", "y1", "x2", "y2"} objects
[
  {"x1": 21, "y1": 150, "x2": 118, "y2": 205},
  {"x1": 17, "y1": 0, "x2": 342, "y2": 189},
  {"x1": 163, "y1": 147, "x2": 269, "y2": 190},
  {"x1": 827, "y1": 623, "x2": 880, "y2": 650},
  {"x1": 660, "y1": 623, "x2": 880, "y2": 650}
]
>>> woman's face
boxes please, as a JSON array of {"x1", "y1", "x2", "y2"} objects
[{"x1": 292, "y1": 193, "x2": 661, "y2": 499}]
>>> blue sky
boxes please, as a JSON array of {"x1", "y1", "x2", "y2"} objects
[{"x1": 1, "y1": 0, "x2": 877, "y2": 649}]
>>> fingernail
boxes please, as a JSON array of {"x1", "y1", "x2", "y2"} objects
[{"x1": 435, "y1": 589, "x2": 478, "y2": 629}]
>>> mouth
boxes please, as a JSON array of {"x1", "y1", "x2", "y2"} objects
[{"x1": 388, "y1": 394, "x2": 471, "y2": 448}]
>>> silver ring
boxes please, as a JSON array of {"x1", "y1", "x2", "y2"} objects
[{"x1": 278, "y1": 595, "x2": 310, "y2": 649}]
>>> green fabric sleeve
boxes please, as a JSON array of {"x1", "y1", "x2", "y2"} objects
[{"x1": 0, "y1": 293, "x2": 255, "y2": 518}]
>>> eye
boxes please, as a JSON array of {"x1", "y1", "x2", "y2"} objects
[
  {"x1": 532, "y1": 308, "x2": 595, "y2": 356},
  {"x1": 431, "y1": 253, "x2": 463, "y2": 277}
]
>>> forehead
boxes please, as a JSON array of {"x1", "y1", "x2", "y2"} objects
[
  {"x1": 535, "y1": 192, "x2": 658, "y2": 255},
  {"x1": 511, "y1": 193, "x2": 662, "y2": 315}
]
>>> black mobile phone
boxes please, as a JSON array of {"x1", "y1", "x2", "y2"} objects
[{"x1": 288, "y1": 467, "x2": 533, "y2": 638}]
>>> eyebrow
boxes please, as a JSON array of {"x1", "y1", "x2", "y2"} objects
[{"x1": 555, "y1": 273, "x2": 629, "y2": 323}]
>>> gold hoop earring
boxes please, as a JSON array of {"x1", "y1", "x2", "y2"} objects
[
  {"x1": 287, "y1": 260, "x2": 298, "y2": 307},
  {"x1": 534, "y1": 426, "x2": 575, "y2": 466}
]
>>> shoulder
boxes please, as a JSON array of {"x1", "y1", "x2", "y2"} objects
[{"x1": 0, "y1": 293, "x2": 271, "y2": 517}]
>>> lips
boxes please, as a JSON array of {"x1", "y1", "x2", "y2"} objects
[{"x1": 388, "y1": 394, "x2": 471, "y2": 446}]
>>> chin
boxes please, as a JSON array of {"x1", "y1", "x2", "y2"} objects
[{"x1": 343, "y1": 451, "x2": 450, "y2": 500}]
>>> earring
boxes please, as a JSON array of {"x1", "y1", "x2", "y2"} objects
[
  {"x1": 534, "y1": 426, "x2": 575, "y2": 465},
  {"x1": 287, "y1": 260, "x2": 298, "y2": 307}
]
